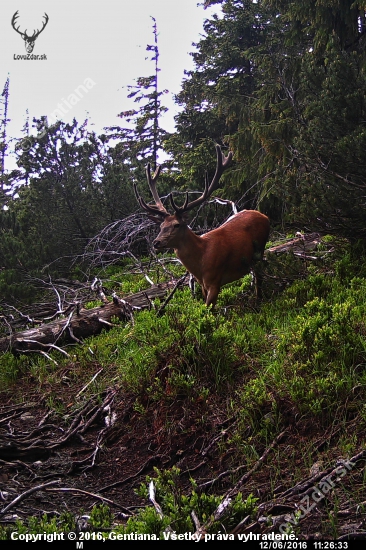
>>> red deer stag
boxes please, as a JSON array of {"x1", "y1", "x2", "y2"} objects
[{"x1": 134, "y1": 145, "x2": 270, "y2": 307}]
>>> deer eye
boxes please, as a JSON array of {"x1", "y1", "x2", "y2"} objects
[{"x1": 173, "y1": 223, "x2": 180, "y2": 228}]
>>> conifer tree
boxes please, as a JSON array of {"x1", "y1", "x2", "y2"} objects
[
  {"x1": 0, "y1": 77, "x2": 10, "y2": 202},
  {"x1": 167, "y1": 0, "x2": 366, "y2": 237},
  {"x1": 107, "y1": 17, "x2": 168, "y2": 171}
]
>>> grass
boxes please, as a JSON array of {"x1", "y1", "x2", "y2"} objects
[
  {"x1": 1, "y1": 237, "x2": 366, "y2": 536},
  {"x1": 2, "y1": 240, "x2": 366, "y2": 421}
]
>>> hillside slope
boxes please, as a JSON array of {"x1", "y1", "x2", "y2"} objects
[{"x1": 1, "y1": 240, "x2": 366, "y2": 540}]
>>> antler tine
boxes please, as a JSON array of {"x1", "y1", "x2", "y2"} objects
[
  {"x1": 173, "y1": 145, "x2": 232, "y2": 214},
  {"x1": 207, "y1": 144, "x2": 233, "y2": 197},
  {"x1": 169, "y1": 191, "x2": 189, "y2": 214},
  {"x1": 135, "y1": 147, "x2": 232, "y2": 219},
  {"x1": 169, "y1": 171, "x2": 210, "y2": 214},
  {"x1": 11, "y1": 11, "x2": 24, "y2": 36},
  {"x1": 33, "y1": 13, "x2": 49, "y2": 39},
  {"x1": 133, "y1": 182, "x2": 166, "y2": 218},
  {"x1": 11, "y1": 11, "x2": 48, "y2": 40},
  {"x1": 146, "y1": 163, "x2": 169, "y2": 215},
  {"x1": 133, "y1": 163, "x2": 170, "y2": 221}
]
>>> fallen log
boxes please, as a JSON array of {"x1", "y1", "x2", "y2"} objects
[
  {"x1": 265, "y1": 232, "x2": 322, "y2": 258},
  {"x1": 0, "y1": 280, "x2": 180, "y2": 354},
  {"x1": 0, "y1": 233, "x2": 327, "y2": 355}
]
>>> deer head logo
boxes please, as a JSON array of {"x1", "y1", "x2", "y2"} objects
[{"x1": 11, "y1": 11, "x2": 49, "y2": 53}]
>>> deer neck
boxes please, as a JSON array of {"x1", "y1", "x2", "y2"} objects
[{"x1": 174, "y1": 226, "x2": 204, "y2": 280}]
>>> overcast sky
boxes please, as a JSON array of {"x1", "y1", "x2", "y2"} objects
[{"x1": 0, "y1": 0, "x2": 218, "y2": 169}]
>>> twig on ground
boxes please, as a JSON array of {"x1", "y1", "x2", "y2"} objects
[
  {"x1": 47, "y1": 487, "x2": 132, "y2": 514},
  {"x1": 76, "y1": 369, "x2": 103, "y2": 398},
  {"x1": 194, "y1": 430, "x2": 288, "y2": 539},
  {"x1": 149, "y1": 480, "x2": 163, "y2": 519},
  {"x1": 157, "y1": 272, "x2": 189, "y2": 316},
  {"x1": 0, "y1": 480, "x2": 60, "y2": 518},
  {"x1": 99, "y1": 455, "x2": 164, "y2": 493},
  {"x1": 199, "y1": 429, "x2": 288, "y2": 492}
]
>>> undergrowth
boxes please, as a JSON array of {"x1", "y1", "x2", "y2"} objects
[
  {"x1": 1, "y1": 238, "x2": 366, "y2": 535},
  {"x1": 0, "y1": 468, "x2": 258, "y2": 539},
  {"x1": 2, "y1": 241, "x2": 366, "y2": 427}
]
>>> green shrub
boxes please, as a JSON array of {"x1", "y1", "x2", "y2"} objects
[{"x1": 116, "y1": 466, "x2": 258, "y2": 536}]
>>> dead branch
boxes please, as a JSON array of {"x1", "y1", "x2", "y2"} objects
[
  {"x1": 79, "y1": 391, "x2": 116, "y2": 435},
  {"x1": 75, "y1": 369, "x2": 103, "y2": 398},
  {"x1": 0, "y1": 480, "x2": 60, "y2": 518},
  {"x1": 199, "y1": 429, "x2": 288, "y2": 492},
  {"x1": 156, "y1": 272, "x2": 189, "y2": 317},
  {"x1": 149, "y1": 480, "x2": 164, "y2": 519},
  {"x1": 191, "y1": 510, "x2": 201, "y2": 532},
  {"x1": 82, "y1": 213, "x2": 156, "y2": 269},
  {"x1": 265, "y1": 233, "x2": 322, "y2": 257},
  {"x1": 98, "y1": 454, "x2": 164, "y2": 493},
  {"x1": 46, "y1": 487, "x2": 132, "y2": 513},
  {"x1": 0, "y1": 280, "x2": 181, "y2": 354},
  {"x1": 91, "y1": 278, "x2": 109, "y2": 304}
]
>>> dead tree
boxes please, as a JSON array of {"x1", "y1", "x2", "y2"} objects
[{"x1": 0, "y1": 281, "x2": 181, "y2": 355}]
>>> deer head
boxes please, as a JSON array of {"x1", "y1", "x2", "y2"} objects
[
  {"x1": 11, "y1": 11, "x2": 49, "y2": 53},
  {"x1": 134, "y1": 145, "x2": 233, "y2": 249}
]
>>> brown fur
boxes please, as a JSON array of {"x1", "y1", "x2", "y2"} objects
[{"x1": 153, "y1": 210, "x2": 270, "y2": 307}]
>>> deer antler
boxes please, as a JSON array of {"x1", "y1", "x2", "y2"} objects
[
  {"x1": 11, "y1": 11, "x2": 25, "y2": 38},
  {"x1": 169, "y1": 144, "x2": 233, "y2": 214},
  {"x1": 135, "y1": 145, "x2": 233, "y2": 221},
  {"x1": 31, "y1": 13, "x2": 49, "y2": 40},
  {"x1": 133, "y1": 164, "x2": 170, "y2": 220},
  {"x1": 11, "y1": 11, "x2": 49, "y2": 40},
  {"x1": 145, "y1": 164, "x2": 168, "y2": 214}
]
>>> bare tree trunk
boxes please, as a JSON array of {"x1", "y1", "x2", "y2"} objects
[{"x1": 0, "y1": 281, "x2": 179, "y2": 354}]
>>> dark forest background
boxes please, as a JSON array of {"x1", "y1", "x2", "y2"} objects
[{"x1": 1, "y1": 0, "x2": 366, "y2": 304}]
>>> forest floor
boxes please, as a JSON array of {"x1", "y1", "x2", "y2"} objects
[
  {"x1": 1, "y1": 236, "x2": 366, "y2": 539},
  {"x1": 1, "y1": 362, "x2": 365, "y2": 540}
]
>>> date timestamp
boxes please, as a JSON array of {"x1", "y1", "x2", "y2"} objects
[
  {"x1": 314, "y1": 544, "x2": 349, "y2": 549},
  {"x1": 259, "y1": 543, "x2": 308, "y2": 549},
  {"x1": 258, "y1": 543, "x2": 349, "y2": 550}
]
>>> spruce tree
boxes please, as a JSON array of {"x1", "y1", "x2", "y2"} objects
[{"x1": 106, "y1": 17, "x2": 168, "y2": 171}]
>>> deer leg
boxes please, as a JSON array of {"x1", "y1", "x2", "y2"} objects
[
  {"x1": 205, "y1": 286, "x2": 220, "y2": 309},
  {"x1": 189, "y1": 274, "x2": 196, "y2": 297},
  {"x1": 252, "y1": 262, "x2": 264, "y2": 300}
]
